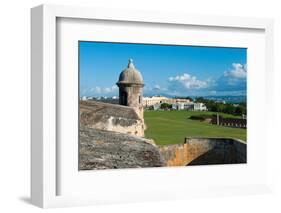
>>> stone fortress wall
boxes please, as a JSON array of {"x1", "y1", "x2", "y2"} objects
[
  {"x1": 79, "y1": 126, "x2": 164, "y2": 170},
  {"x1": 79, "y1": 99, "x2": 247, "y2": 169},
  {"x1": 159, "y1": 138, "x2": 246, "y2": 167},
  {"x1": 80, "y1": 100, "x2": 144, "y2": 137}
]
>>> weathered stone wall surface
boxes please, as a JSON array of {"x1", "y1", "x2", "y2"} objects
[
  {"x1": 159, "y1": 144, "x2": 190, "y2": 167},
  {"x1": 80, "y1": 100, "x2": 144, "y2": 137},
  {"x1": 159, "y1": 138, "x2": 246, "y2": 167},
  {"x1": 79, "y1": 127, "x2": 165, "y2": 170}
]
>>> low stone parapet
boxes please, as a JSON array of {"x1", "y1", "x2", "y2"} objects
[{"x1": 159, "y1": 138, "x2": 246, "y2": 166}]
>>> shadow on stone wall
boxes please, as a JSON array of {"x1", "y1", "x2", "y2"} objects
[
  {"x1": 159, "y1": 138, "x2": 246, "y2": 167},
  {"x1": 187, "y1": 144, "x2": 246, "y2": 165}
]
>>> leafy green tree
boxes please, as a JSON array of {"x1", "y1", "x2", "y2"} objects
[
  {"x1": 224, "y1": 104, "x2": 236, "y2": 114},
  {"x1": 160, "y1": 103, "x2": 172, "y2": 110},
  {"x1": 148, "y1": 105, "x2": 154, "y2": 110},
  {"x1": 195, "y1": 97, "x2": 206, "y2": 103},
  {"x1": 191, "y1": 96, "x2": 246, "y2": 116}
]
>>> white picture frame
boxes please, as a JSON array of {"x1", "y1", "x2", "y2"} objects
[{"x1": 31, "y1": 4, "x2": 274, "y2": 208}]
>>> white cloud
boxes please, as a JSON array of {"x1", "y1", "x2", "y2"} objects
[
  {"x1": 143, "y1": 84, "x2": 168, "y2": 96},
  {"x1": 168, "y1": 73, "x2": 208, "y2": 90},
  {"x1": 81, "y1": 63, "x2": 247, "y2": 97},
  {"x1": 215, "y1": 63, "x2": 247, "y2": 91},
  {"x1": 81, "y1": 85, "x2": 118, "y2": 96},
  {"x1": 166, "y1": 63, "x2": 246, "y2": 95},
  {"x1": 153, "y1": 84, "x2": 161, "y2": 91},
  {"x1": 103, "y1": 85, "x2": 118, "y2": 93},
  {"x1": 92, "y1": 86, "x2": 101, "y2": 94},
  {"x1": 224, "y1": 63, "x2": 247, "y2": 79},
  {"x1": 213, "y1": 63, "x2": 247, "y2": 90}
]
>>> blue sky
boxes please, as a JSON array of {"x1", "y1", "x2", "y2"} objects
[{"x1": 79, "y1": 41, "x2": 247, "y2": 97}]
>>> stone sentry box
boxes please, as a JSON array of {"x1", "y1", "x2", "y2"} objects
[{"x1": 116, "y1": 59, "x2": 144, "y2": 120}]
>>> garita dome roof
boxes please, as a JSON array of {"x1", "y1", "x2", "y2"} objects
[{"x1": 117, "y1": 59, "x2": 144, "y2": 86}]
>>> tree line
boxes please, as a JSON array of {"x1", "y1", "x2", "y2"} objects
[
  {"x1": 148, "y1": 96, "x2": 246, "y2": 117},
  {"x1": 195, "y1": 97, "x2": 246, "y2": 116}
]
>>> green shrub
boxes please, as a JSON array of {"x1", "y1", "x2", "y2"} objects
[{"x1": 189, "y1": 114, "x2": 214, "y2": 121}]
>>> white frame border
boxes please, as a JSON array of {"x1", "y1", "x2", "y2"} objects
[{"x1": 31, "y1": 4, "x2": 274, "y2": 208}]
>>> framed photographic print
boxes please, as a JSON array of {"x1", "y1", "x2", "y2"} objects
[{"x1": 31, "y1": 4, "x2": 274, "y2": 208}]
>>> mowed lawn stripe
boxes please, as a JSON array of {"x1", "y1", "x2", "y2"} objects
[{"x1": 144, "y1": 110, "x2": 246, "y2": 145}]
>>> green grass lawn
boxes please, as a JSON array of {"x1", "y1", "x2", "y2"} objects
[{"x1": 144, "y1": 110, "x2": 246, "y2": 145}]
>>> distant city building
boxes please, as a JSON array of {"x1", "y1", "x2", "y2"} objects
[
  {"x1": 193, "y1": 102, "x2": 207, "y2": 111},
  {"x1": 171, "y1": 102, "x2": 207, "y2": 111},
  {"x1": 172, "y1": 102, "x2": 194, "y2": 110},
  {"x1": 143, "y1": 96, "x2": 169, "y2": 107},
  {"x1": 152, "y1": 103, "x2": 161, "y2": 111},
  {"x1": 143, "y1": 96, "x2": 191, "y2": 107},
  {"x1": 165, "y1": 98, "x2": 192, "y2": 105}
]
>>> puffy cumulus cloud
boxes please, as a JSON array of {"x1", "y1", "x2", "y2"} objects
[
  {"x1": 166, "y1": 63, "x2": 247, "y2": 96},
  {"x1": 224, "y1": 63, "x2": 247, "y2": 80},
  {"x1": 168, "y1": 73, "x2": 209, "y2": 90},
  {"x1": 215, "y1": 63, "x2": 247, "y2": 91}
]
